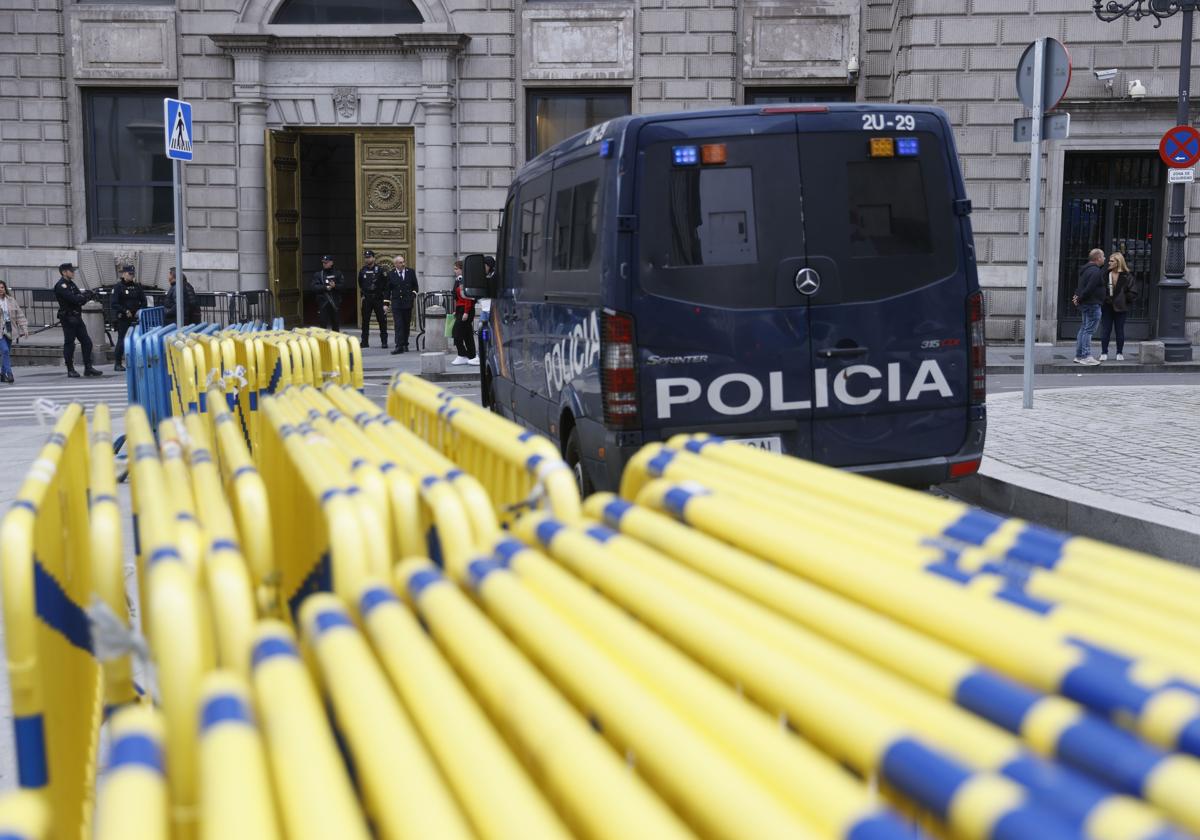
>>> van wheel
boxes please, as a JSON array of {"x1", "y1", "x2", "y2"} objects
[{"x1": 565, "y1": 428, "x2": 594, "y2": 497}]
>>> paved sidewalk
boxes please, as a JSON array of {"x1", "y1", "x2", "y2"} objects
[
  {"x1": 948, "y1": 385, "x2": 1200, "y2": 565},
  {"x1": 986, "y1": 341, "x2": 1200, "y2": 374}
]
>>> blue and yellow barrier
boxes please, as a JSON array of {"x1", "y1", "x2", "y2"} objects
[
  {"x1": 0, "y1": 405, "x2": 101, "y2": 839},
  {"x1": 93, "y1": 705, "x2": 168, "y2": 840}
]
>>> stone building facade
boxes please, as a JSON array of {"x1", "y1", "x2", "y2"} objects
[{"x1": 0, "y1": 0, "x2": 1196, "y2": 344}]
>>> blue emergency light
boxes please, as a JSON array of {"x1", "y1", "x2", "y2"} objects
[
  {"x1": 673, "y1": 145, "x2": 699, "y2": 165},
  {"x1": 896, "y1": 138, "x2": 920, "y2": 157},
  {"x1": 599, "y1": 139, "x2": 613, "y2": 158}
]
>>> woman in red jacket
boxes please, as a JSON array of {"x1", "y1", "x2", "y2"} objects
[{"x1": 451, "y1": 258, "x2": 479, "y2": 366}]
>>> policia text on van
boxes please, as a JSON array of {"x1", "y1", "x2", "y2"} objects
[{"x1": 462, "y1": 104, "x2": 986, "y2": 493}]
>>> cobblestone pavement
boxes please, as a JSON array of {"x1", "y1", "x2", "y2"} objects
[{"x1": 985, "y1": 386, "x2": 1200, "y2": 518}]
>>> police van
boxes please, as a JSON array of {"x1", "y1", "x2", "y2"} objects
[{"x1": 463, "y1": 104, "x2": 986, "y2": 493}]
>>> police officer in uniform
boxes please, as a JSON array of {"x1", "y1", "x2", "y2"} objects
[
  {"x1": 312, "y1": 254, "x2": 343, "y2": 332},
  {"x1": 388, "y1": 253, "x2": 419, "y2": 355},
  {"x1": 53, "y1": 262, "x2": 102, "y2": 378},
  {"x1": 111, "y1": 264, "x2": 147, "y2": 372},
  {"x1": 357, "y1": 249, "x2": 388, "y2": 348}
]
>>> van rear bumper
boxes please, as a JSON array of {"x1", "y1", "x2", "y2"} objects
[
  {"x1": 843, "y1": 417, "x2": 987, "y2": 488},
  {"x1": 585, "y1": 417, "x2": 986, "y2": 493}
]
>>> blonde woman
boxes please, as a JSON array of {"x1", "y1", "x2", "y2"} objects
[
  {"x1": 1099, "y1": 252, "x2": 1136, "y2": 362},
  {"x1": 0, "y1": 280, "x2": 30, "y2": 383}
]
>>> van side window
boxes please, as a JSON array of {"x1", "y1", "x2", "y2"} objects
[
  {"x1": 666, "y1": 168, "x2": 758, "y2": 266},
  {"x1": 520, "y1": 195, "x2": 545, "y2": 272},
  {"x1": 552, "y1": 179, "x2": 600, "y2": 271}
]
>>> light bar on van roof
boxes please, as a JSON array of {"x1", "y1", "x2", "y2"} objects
[{"x1": 673, "y1": 146, "x2": 699, "y2": 166}]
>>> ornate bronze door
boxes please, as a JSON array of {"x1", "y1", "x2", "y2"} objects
[
  {"x1": 356, "y1": 130, "x2": 416, "y2": 279},
  {"x1": 266, "y1": 130, "x2": 303, "y2": 326}
]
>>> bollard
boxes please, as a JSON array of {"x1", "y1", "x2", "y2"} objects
[
  {"x1": 424, "y1": 304, "x2": 447, "y2": 354},
  {"x1": 420, "y1": 351, "x2": 445, "y2": 376}
]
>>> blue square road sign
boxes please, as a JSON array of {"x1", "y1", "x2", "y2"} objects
[{"x1": 164, "y1": 98, "x2": 193, "y2": 162}]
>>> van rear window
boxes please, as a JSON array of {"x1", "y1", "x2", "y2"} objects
[
  {"x1": 666, "y1": 168, "x2": 758, "y2": 267},
  {"x1": 848, "y1": 159, "x2": 932, "y2": 257}
]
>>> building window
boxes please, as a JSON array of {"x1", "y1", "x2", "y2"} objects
[
  {"x1": 527, "y1": 89, "x2": 631, "y2": 159},
  {"x1": 271, "y1": 0, "x2": 423, "y2": 24},
  {"x1": 83, "y1": 88, "x2": 175, "y2": 242},
  {"x1": 744, "y1": 86, "x2": 857, "y2": 104}
]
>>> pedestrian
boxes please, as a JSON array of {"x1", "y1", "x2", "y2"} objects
[
  {"x1": 450, "y1": 258, "x2": 479, "y2": 366},
  {"x1": 357, "y1": 249, "x2": 389, "y2": 348},
  {"x1": 0, "y1": 280, "x2": 29, "y2": 383},
  {"x1": 1071, "y1": 248, "x2": 1105, "y2": 366},
  {"x1": 111, "y1": 264, "x2": 147, "y2": 372},
  {"x1": 388, "y1": 253, "x2": 419, "y2": 355},
  {"x1": 312, "y1": 254, "x2": 343, "y2": 332},
  {"x1": 1099, "y1": 252, "x2": 1136, "y2": 362},
  {"x1": 54, "y1": 262, "x2": 103, "y2": 378},
  {"x1": 163, "y1": 267, "x2": 200, "y2": 326}
]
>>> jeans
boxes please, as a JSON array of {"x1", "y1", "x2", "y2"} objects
[
  {"x1": 1075, "y1": 303, "x2": 1101, "y2": 359},
  {"x1": 1099, "y1": 306, "x2": 1127, "y2": 355},
  {"x1": 0, "y1": 335, "x2": 10, "y2": 377}
]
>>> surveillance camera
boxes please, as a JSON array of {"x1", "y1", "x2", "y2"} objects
[
  {"x1": 1129, "y1": 79, "x2": 1147, "y2": 99},
  {"x1": 847, "y1": 55, "x2": 860, "y2": 75},
  {"x1": 1094, "y1": 68, "x2": 1118, "y2": 82}
]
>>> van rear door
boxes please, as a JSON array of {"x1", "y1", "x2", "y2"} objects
[
  {"x1": 634, "y1": 113, "x2": 815, "y2": 459},
  {"x1": 797, "y1": 110, "x2": 970, "y2": 466}
]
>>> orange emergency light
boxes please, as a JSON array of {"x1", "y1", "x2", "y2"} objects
[{"x1": 700, "y1": 143, "x2": 727, "y2": 165}]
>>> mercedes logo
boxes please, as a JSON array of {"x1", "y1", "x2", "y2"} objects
[{"x1": 794, "y1": 268, "x2": 821, "y2": 296}]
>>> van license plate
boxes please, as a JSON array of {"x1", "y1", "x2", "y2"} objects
[{"x1": 735, "y1": 436, "x2": 783, "y2": 453}]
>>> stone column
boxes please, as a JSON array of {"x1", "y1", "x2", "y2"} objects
[
  {"x1": 214, "y1": 36, "x2": 272, "y2": 293},
  {"x1": 418, "y1": 48, "x2": 458, "y2": 292}
]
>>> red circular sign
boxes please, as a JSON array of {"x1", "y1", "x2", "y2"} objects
[{"x1": 1160, "y1": 125, "x2": 1200, "y2": 168}]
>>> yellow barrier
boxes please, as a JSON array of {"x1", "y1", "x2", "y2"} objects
[
  {"x1": 514, "y1": 513, "x2": 1093, "y2": 840},
  {"x1": 358, "y1": 579, "x2": 571, "y2": 840},
  {"x1": 395, "y1": 559, "x2": 697, "y2": 840},
  {"x1": 0, "y1": 404, "x2": 101, "y2": 839},
  {"x1": 249, "y1": 621, "x2": 371, "y2": 840},
  {"x1": 623, "y1": 445, "x2": 1200, "y2": 760},
  {"x1": 590, "y1": 492, "x2": 1200, "y2": 836},
  {"x1": 388, "y1": 373, "x2": 582, "y2": 524},
  {"x1": 197, "y1": 672, "x2": 280, "y2": 840},
  {"x1": 0, "y1": 791, "x2": 50, "y2": 840},
  {"x1": 88, "y1": 404, "x2": 136, "y2": 711},
  {"x1": 299, "y1": 595, "x2": 473, "y2": 840},
  {"x1": 207, "y1": 392, "x2": 277, "y2": 616},
  {"x1": 125, "y1": 406, "x2": 213, "y2": 839},
  {"x1": 93, "y1": 705, "x2": 167, "y2": 840}
]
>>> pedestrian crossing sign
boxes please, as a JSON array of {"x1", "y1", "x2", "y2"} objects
[{"x1": 164, "y1": 98, "x2": 193, "y2": 162}]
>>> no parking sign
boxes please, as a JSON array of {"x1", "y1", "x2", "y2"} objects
[{"x1": 1159, "y1": 125, "x2": 1200, "y2": 168}]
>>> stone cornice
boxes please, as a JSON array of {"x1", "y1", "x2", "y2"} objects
[{"x1": 209, "y1": 32, "x2": 470, "y2": 58}]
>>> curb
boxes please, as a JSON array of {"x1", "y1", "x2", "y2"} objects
[
  {"x1": 940, "y1": 456, "x2": 1200, "y2": 567},
  {"x1": 987, "y1": 363, "x2": 1200, "y2": 374}
]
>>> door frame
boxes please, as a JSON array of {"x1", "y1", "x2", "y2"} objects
[{"x1": 266, "y1": 127, "x2": 417, "y2": 327}]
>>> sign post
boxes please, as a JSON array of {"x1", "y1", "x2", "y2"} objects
[
  {"x1": 164, "y1": 98, "x2": 193, "y2": 331},
  {"x1": 1014, "y1": 38, "x2": 1071, "y2": 410}
]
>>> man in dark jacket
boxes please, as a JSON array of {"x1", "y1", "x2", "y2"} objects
[
  {"x1": 54, "y1": 262, "x2": 102, "y2": 378},
  {"x1": 357, "y1": 249, "x2": 388, "y2": 348},
  {"x1": 312, "y1": 254, "x2": 343, "y2": 332},
  {"x1": 111, "y1": 264, "x2": 147, "y2": 371},
  {"x1": 388, "y1": 254, "x2": 419, "y2": 354},
  {"x1": 163, "y1": 267, "x2": 200, "y2": 326},
  {"x1": 1072, "y1": 248, "x2": 1105, "y2": 365}
]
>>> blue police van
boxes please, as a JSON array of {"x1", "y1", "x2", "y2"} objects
[{"x1": 462, "y1": 103, "x2": 986, "y2": 493}]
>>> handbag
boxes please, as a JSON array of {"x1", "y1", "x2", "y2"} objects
[{"x1": 444, "y1": 312, "x2": 455, "y2": 339}]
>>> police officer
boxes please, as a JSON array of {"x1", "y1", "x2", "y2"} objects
[
  {"x1": 111, "y1": 264, "x2": 147, "y2": 372},
  {"x1": 388, "y1": 253, "x2": 419, "y2": 355},
  {"x1": 53, "y1": 262, "x2": 102, "y2": 378},
  {"x1": 357, "y1": 249, "x2": 388, "y2": 348},
  {"x1": 312, "y1": 254, "x2": 343, "y2": 332}
]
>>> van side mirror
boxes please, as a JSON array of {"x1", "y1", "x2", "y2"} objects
[{"x1": 462, "y1": 254, "x2": 491, "y2": 299}]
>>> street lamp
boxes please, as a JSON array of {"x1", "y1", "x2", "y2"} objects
[{"x1": 1093, "y1": 0, "x2": 1196, "y2": 361}]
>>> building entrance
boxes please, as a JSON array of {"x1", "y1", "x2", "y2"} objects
[
  {"x1": 1057, "y1": 153, "x2": 1163, "y2": 341},
  {"x1": 267, "y1": 128, "x2": 416, "y2": 327}
]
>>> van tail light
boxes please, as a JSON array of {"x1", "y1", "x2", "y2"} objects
[
  {"x1": 601, "y1": 310, "x2": 639, "y2": 429},
  {"x1": 968, "y1": 291, "x2": 986, "y2": 405}
]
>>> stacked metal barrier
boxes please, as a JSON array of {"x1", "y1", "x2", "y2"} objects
[{"x1": 1, "y1": 374, "x2": 1199, "y2": 840}]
